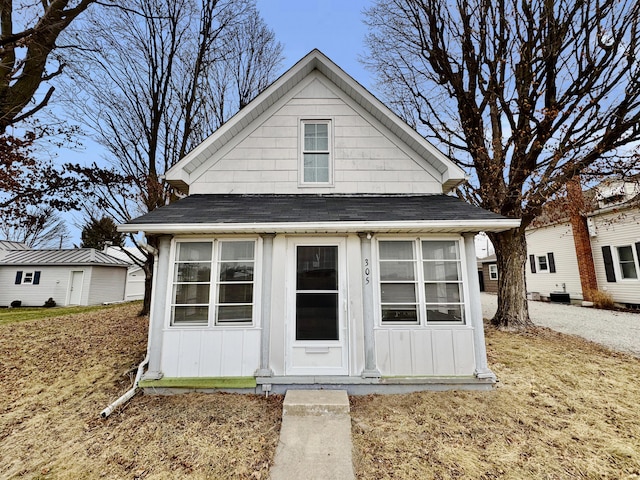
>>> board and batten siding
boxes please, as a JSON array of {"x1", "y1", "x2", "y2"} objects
[
  {"x1": 187, "y1": 72, "x2": 443, "y2": 195},
  {"x1": 87, "y1": 266, "x2": 127, "y2": 305},
  {"x1": 590, "y1": 207, "x2": 640, "y2": 304},
  {"x1": 375, "y1": 328, "x2": 476, "y2": 376},
  {"x1": 160, "y1": 329, "x2": 261, "y2": 377},
  {"x1": 525, "y1": 223, "x2": 583, "y2": 300}
]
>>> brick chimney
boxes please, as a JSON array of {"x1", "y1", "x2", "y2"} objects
[{"x1": 567, "y1": 177, "x2": 598, "y2": 301}]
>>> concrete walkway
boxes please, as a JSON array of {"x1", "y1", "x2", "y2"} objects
[
  {"x1": 481, "y1": 293, "x2": 640, "y2": 357},
  {"x1": 269, "y1": 390, "x2": 354, "y2": 480}
]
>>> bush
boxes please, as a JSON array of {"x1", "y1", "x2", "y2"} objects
[
  {"x1": 590, "y1": 290, "x2": 615, "y2": 309},
  {"x1": 10, "y1": 300, "x2": 21, "y2": 308},
  {"x1": 43, "y1": 298, "x2": 56, "y2": 308}
]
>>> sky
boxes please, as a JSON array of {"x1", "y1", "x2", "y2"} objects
[{"x1": 257, "y1": 0, "x2": 373, "y2": 89}]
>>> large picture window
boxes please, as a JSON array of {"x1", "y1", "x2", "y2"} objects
[
  {"x1": 378, "y1": 239, "x2": 465, "y2": 325},
  {"x1": 301, "y1": 120, "x2": 331, "y2": 184},
  {"x1": 170, "y1": 240, "x2": 256, "y2": 326}
]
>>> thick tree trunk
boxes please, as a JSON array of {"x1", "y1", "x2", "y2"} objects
[{"x1": 488, "y1": 229, "x2": 534, "y2": 331}]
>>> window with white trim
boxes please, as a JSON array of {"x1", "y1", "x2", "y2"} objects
[
  {"x1": 170, "y1": 240, "x2": 256, "y2": 326},
  {"x1": 23, "y1": 271, "x2": 34, "y2": 284},
  {"x1": 537, "y1": 255, "x2": 548, "y2": 271},
  {"x1": 301, "y1": 120, "x2": 331, "y2": 184},
  {"x1": 378, "y1": 239, "x2": 465, "y2": 325},
  {"x1": 488, "y1": 264, "x2": 498, "y2": 280},
  {"x1": 616, "y1": 245, "x2": 638, "y2": 279}
]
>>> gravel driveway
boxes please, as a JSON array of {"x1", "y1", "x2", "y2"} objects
[{"x1": 481, "y1": 293, "x2": 640, "y2": 358}]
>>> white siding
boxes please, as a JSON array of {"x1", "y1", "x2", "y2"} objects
[
  {"x1": 590, "y1": 208, "x2": 640, "y2": 304},
  {"x1": 0, "y1": 266, "x2": 73, "y2": 307},
  {"x1": 125, "y1": 267, "x2": 145, "y2": 301},
  {"x1": 161, "y1": 329, "x2": 261, "y2": 377},
  {"x1": 188, "y1": 72, "x2": 443, "y2": 195},
  {"x1": 525, "y1": 223, "x2": 583, "y2": 300},
  {"x1": 87, "y1": 266, "x2": 127, "y2": 305},
  {"x1": 374, "y1": 327, "x2": 475, "y2": 376}
]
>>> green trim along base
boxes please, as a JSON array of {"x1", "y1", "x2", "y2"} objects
[{"x1": 139, "y1": 377, "x2": 257, "y2": 389}]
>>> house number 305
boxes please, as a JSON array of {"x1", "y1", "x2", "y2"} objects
[{"x1": 364, "y1": 258, "x2": 370, "y2": 284}]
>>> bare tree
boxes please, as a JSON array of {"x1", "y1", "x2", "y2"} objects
[
  {"x1": 0, "y1": 0, "x2": 105, "y2": 133},
  {"x1": 364, "y1": 0, "x2": 640, "y2": 330},
  {"x1": 0, "y1": 206, "x2": 70, "y2": 248},
  {"x1": 64, "y1": 0, "x2": 283, "y2": 314}
]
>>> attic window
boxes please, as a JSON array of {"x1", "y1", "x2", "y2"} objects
[{"x1": 300, "y1": 120, "x2": 332, "y2": 185}]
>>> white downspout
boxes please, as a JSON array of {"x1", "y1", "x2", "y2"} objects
[
  {"x1": 100, "y1": 354, "x2": 149, "y2": 418},
  {"x1": 100, "y1": 234, "x2": 159, "y2": 418}
]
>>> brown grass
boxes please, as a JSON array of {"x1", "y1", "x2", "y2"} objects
[
  {"x1": 589, "y1": 289, "x2": 616, "y2": 309},
  {"x1": 351, "y1": 326, "x2": 640, "y2": 479},
  {"x1": 0, "y1": 303, "x2": 282, "y2": 479}
]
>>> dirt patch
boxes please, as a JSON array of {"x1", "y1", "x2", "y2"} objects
[
  {"x1": 351, "y1": 325, "x2": 640, "y2": 479},
  {"x1": 0, "y1": 303, "x2": 282, "y2": 479}
]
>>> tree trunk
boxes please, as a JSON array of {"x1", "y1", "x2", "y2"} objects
[
  {"x1": 139, "y1": 237, "x2": 158, "y2": 316},
  {"x1": 488, "y1": 229, "x2": 534, "y2": 331},
  {"x1": 141, "y1": 257, "x2": 153, "y2": 316}
]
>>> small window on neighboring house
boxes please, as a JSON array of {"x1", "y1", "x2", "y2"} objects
[
  {"x1": 301, "y1": 120, "x2": 332, "y2": 184},
  {"x1": 617, "y1": 245, "x2": 638, "y2": 279},
  {"x1": 537, "y1": 256, "x2": 548, "y2": 271},
  {"x1": 15, "y1": 271, "x2": 40, "y2": 285},
  {"x1": 489, "y1": 264, "x2": 498, "y2": 280}
]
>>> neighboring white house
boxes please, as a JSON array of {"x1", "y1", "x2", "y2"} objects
[
  {"x1": 119, "y1": 50, "x2": 520, "y2": 394},
  {"x1": 104, "y1": 246, "x2": 146, "y2": 301},
  {"x1": 0, "y1": 248, "x2": 130, "y2": 307},
  {"x1": 525, "y1": 178, "x2": 640, "y2": 306}
]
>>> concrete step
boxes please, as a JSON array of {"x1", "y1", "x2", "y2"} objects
[{"x1": 282, "y1": 389, "x2": 350, "y2": 416}]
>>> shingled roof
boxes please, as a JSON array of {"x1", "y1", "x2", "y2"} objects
[{"x1": 121, "y1": 194, "x2": 520, "y2": 234}]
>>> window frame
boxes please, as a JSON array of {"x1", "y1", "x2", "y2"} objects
[
  {"x1": 299, "y1": 118, "x2": 333, "y2": 187},
  {"x1": 22, "y1": 271, "x2": 35, "y2": 284},
  {"x1": 167, "y1": 237, "x2": 260, "y2": 328},
  {"x1": 488, "y1": 264, "x2": 498, "y2": 280},
  {"x1": 537, "y1": 255, "x2": 549, "y2": 272},
  {"x1": 375, "y1": 236, "x2": 468, "y2": 327},
  {"x1": 615, "y1": 245, "x2": 639, "y2": 280}
]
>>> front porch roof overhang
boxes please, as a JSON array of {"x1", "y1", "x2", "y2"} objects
[
  {"x1": 120, "y1": 194, "x2": 520, "y2": 235},
  {"x1": 119, "y1": 219, "x2": 520, "y2": 235}
]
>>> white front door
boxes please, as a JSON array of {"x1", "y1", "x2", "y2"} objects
[
  {"x1": 286, "y1": 238, "x2": 349, "y2": 376},
  {"x1": 68, "y1": 270, "x2": 84, "y2": 305}
]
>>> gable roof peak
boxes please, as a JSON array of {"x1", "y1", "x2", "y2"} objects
[{"x1": 165, "y1": 49, "x2": 466, "y2": 194}]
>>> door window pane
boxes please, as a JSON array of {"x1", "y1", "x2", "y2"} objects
[
  {"x1": 297, "y1": 246, "x2": 338, "y2": 290},
  {"x1": 217, "y1": 305, "x2": 253, "y2": 323},
  {"x1": 426, "y1": 305, "x2": 464, "y2": 322},
  {"x1": 380, "y1": 261, "x2": 415, "y2": 281},
  {"x1": 296, "y1": 293, "x2": 339, "y2": 340},
  {"x1": 381, "y1": 305, "x2": 418, "y2": 323}
]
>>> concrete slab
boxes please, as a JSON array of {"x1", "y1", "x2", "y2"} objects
[
  {"x1": 269, "y1": 390, "x2": 355, "y2": 480},
  {"x1": 282, "y1": 389, "x2": 350, "y2": 416}
]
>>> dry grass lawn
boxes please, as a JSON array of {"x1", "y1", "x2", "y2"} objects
[
  {"x1": 351, "y1": 326, "x2": 640, "y2": 479},
  {"x1": 0, "y1": 303, "x2": 282, "y2": 479},
  {"x1": 2, "y1": 303, "x2": 640, "y2": 479}
]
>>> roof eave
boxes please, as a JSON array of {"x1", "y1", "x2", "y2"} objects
[{"x1": 119, "y1": 219, "x2": 521, "y2": 235}]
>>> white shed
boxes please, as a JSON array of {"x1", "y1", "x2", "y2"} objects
[{"x1": 0, "y1": 248, "x2": 130, "y2": 307}]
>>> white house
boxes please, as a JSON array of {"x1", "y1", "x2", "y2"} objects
[
  {"x1": 104, "y1": 246, "x2": 146, "y2": 301},
  {"x1": 525, "y1": 178, "x2": 640, "y2": 306},
  {"x1": 0, "y1": 248, "x2": 130, "y2": 307},
  {"x1": 120, "y1": 50, "x2": 520, "y2": 394}
]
